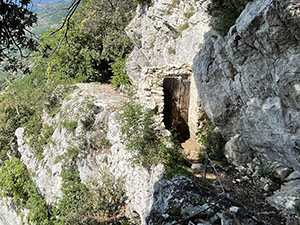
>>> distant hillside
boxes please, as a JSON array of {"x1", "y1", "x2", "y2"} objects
[
  {"x1": 0, "y1": 1, "x2": 71, "y2": 89},
  {"x1": 33, "y1": 0, "x2": 71, "y2": 36}
]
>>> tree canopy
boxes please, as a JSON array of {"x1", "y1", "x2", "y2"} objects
[
  {"x1": 0, "y1": 0, "x2": 38, "y2": 71},
  {"x1": 41, "y1": 0, "x2": 136, "y2": 83}
]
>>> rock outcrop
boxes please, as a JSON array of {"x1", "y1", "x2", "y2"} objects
[
  {"x1": 147, "y1": 176, "x2": 262, "y2": 225},
  {"x1": 14, "y1": 83, "x2": 164, "y2": 225},
  {"x1": 126, "y1": 0, "x2": 211, "y2": 139},
  {"x1": 1, "y1": 0, "x2": 300, "y2": 223},
  {"x1": 193, "y1": 0, "x2": 300, "y2": 171},
  {"x1": 126, "y1": 0, "x2": 211, "y2": 83},
  {"x1": 0, "y1": 198, "x2": 25, "y2": 225},
  {"x1": 192, "y1": 0, "x2": 300, "y2": 215}
]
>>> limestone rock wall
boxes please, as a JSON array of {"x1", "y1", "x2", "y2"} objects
[
  {"x1": 127, "y1": 0, "x2": 212, "y2": 140},
  {"x1": 193, "y1": 0, "x2": 300, "y2": 172},
  {"x1": 15, "y1": 84, "x2": 164, "y2": 225},
  {"x1": 0, "y1": 198, "x2": 25, "y2": 225},
  {"x1": 126, "y1": 0, "x2": 211, "y2": 83}
]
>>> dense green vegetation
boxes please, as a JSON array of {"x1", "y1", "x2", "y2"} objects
[
  {"x1": 197, "y1": 118, "x2": 226, "y2": 163},
  {"x1": 57, "y1": 166, "x2": 130, "y2": 225},
  {"x1": 120, "y1": 98, "x2": 190, "y2": 176},
  {"x1": 0, "y1": 157, "x2": 51, "y2": 224},
  {"x1": 0, "y1": 0, "x2": 137, "y2": 163},
  {"x1": 208, "y1": 0, "x2": 252, "y2": 36},
  {"x1": 1, "y1": 0, "x2": 135, "y2": 89},
  {"x1": 0, "y1": 0, "x2": 138, "y2": 223},
  {"x1": 41, "y1": 0, "x2": 135, "y2": 83},
  {"x1": 0, "y1": 157, "x2": 130, "y2": 224}
]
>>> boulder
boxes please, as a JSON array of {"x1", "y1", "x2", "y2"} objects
[{"x1": 192, "y1": 0, "x2": 300, "y2": 172}]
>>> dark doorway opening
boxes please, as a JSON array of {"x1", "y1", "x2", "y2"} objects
[{"x1": 163, "y1": 77, "x2": 190, "y2": 142}]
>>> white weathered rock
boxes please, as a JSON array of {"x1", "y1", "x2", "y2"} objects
[
  {"x1": 286, "y1": 171, "x2": 300, "y2": 182},
  {"x1": 192, "y1": 0, "x2": 300, "y2": 172},
  {"x1": 126, "y1": 0, "x2": 211, "y2": 84},
  {"x1": 0, "y1": 198, "x2": 24, "y2": 225},
  {"x1": 274, "y1": 166, "x2": 293, "y2": 181},
  {"x1": 15, "y1": 83, "x2": 165, "y2": 224},
  {"x1": 267, "y1": 180, "x2": 300, "y2": 213}
]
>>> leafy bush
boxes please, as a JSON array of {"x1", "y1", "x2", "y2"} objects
[
  {"x1": 56, "y1": 166, "x2": 131, "y2": 225},
  {"x1": 208, "y1": 0, "x2": 252, "y2": 36},
  {"x1": 198, "y1": 118, "x2": 226, "y2": 163},
  {"x1": 120, "y1": 98, "x2": 185, "y2": 172},
  {"x1": 111, "y1": 54, "x2": 131, "y2": 88},
  {"x1": 0, "y1": 157, "x2": 51, "y2": 224},
  {"x1": 0, "y1": 61, "x2": 49, "y2": 163},
  {"x1": 41, "y1": 0, "x2": 136, "y2": 83},
  {"x1": 54, "y1": 166, "x2": 88, "y2": 224}
]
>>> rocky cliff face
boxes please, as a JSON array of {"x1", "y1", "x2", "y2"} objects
[
  {"x1": 1, "y1": 0, "x2": 300, "y2": 223},
  {"x1": 1, "y1": 83, "x2": 265, "y2": 225},
  {"x1": 0, "y1": 198, "x2": 25, "y2": 225},
  {"x1": 126, "y1": 0, "x2": 211, "y2": 83},
  {"x1": 126, "y1": 0, "x2": 300, "y2": 218},
  {"x1": 12, "y1": 84, "x2": 164, "y2": 225},
  {"x1": 126, "y1": 0, "x2": 211, "y2": 139},
  {"x1": 193, "y1": 0, "x2": 300, "y2": 171},
  {"x1": 192, "y1": 0, "x2": 300, "y2": 214}
]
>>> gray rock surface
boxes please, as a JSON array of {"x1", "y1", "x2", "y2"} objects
[
  {"x1": 267, "y1": 180, "x2": 300, "y2": 213},
  {"x1": 15, "y1": 83, "x2": 165, "y2": 224},
  {"x1": 126, "y1": 0, "x2": 211, "y2": 84},
  {"x1": 146, "y1": 176, "x2": 262, "y2": 225},
  {"x1": 192, "y1": 0, "x2": 300, "y2": 172},
  {"x1": 225, "y1": 134, "x2": 253, "y2": 166},
  {"x1": 0, "y1": 198, "x2": 24, "y2": 225},
  {"x1": 286, "y1": 171, "x2": 300, "y2": 182}
]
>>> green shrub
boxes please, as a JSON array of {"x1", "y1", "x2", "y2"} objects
[
  {"x1": 208, "y1": 0, "x2": 252, "y2": 36},
  {"x1": 111, "y1": 55, "x2": 131, "y2": 88},
  {"x1": 41, "y1": 0, "x2": 136, "y2": 83},
  {"x1": 62, "y1": 120, "x2": 78, "y2": 134},
  {"x1": 0, "y1": 157, "x2": 52, "y2": 224},
  {"x1": 56, "y1": 166, "x2": 131, "y2": 225},
  {"x1": 198, "y1": 118, "x2": 226, "y2": 163},
  {"x1": 55, "y1": 166, "x2": 88, "y2": 224},
  {"x1": 120, "y1": 98, "x2": 186, "y2": 173},
  {"x1": 28, "y1": 124, "x2": 54, "y2": 160}
]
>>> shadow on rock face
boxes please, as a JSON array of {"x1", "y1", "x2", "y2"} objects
[{"x1": 145, "y1": 176, "x2": 264, "y2": 225}]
